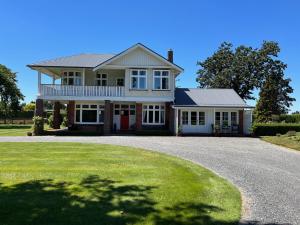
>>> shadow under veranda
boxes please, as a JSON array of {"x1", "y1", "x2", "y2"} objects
[{"x1": 0, "y1": 175, "x2": 291, "y2": 225}]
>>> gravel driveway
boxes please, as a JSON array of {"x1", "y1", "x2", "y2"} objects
[{"x1": 0, "y1": 136, "x2": 299, "y2": 225}]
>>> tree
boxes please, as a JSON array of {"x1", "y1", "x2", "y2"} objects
[
  {"x1": 23, "y1": 101, "x2": 36, "y2": 111},
  {"x1": 254, "y1": 59, "x2": 295, "y2": 122},
  {"x1": 196, "y1": 41, "x2": 280, "y2": 100},
  {"x1": 0, "y1": 64, "x2": 24, "y2": 123}
]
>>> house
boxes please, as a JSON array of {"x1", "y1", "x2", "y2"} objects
[{"x1": 28, "y1": 43, "x2": 253, "y2": 135}]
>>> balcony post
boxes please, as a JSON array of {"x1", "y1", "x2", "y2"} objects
[
  {"x1": 38, "y1": 71, "x2": 41, "y2": 95},
  {"x1": 82, "y1": 68, "x2": 85, "y2": 86},
  {"x1": 52, "y1": 76, "x2": 55, "y2": 85}
]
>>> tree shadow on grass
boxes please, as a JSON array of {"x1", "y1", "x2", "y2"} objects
[
  {"x1": 0, "y1": 176, "x2": 291, "y2": 225},
  {"x1": 0, "y1": 175, "x2": 157, "y2": 225},
  {"x1": 153, "y1": 202, "x2": 291, "y2": 225}
]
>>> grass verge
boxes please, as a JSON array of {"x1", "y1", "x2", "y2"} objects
[{"x1": 261, "y1": 132, "x2": 300, "y2": 151}]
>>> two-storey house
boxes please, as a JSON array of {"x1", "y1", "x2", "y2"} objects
[{"x1": 28, "y1": 43, "x2": 253, "y2": 135}]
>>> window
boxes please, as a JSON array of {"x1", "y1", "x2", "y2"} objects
[
  {"x1": 191, "y1": 111, "x2": 197, "y2": 125},
  {"x1": 96, "y1": 73, "x2": 107, "y2": 86},
  {"x1": 116, "y1": 78, "x2": 124, "y2": 86},
  {"x1": 199, "y1": 112, "x2": 205, "y2": 125},
  {"x1": 75, "y1": 104, "x2": 104, "y2": 124},
  {"x1": 182, "y1": 111, "x2": 189, "y2": 125},
  {"x1": 153, "y1": 70, "x2": 170, "y2": 90},
  {"x1": 62, "y1": 71, "x2": 82, "y2": 85},
  {"x1": 231, "y1": 112, "x2": 237, "y2": 126},
  {"x1": 142, "y1": 104, "x2": 165, "y2": 125},
  {"x1": 215, "y1": 112, "x2": 221, "y2": 126},
  {"x1": 130, "y1": 105, "x2": 136, "y2": 115},
  {"x1": 114, "y1": 104, "x2": 135, "y2": 116},
  {"x1": 130, "y1": 70, "x2": 146, "y2": 89},
  {"x1": 222, "y1": 112, "x2": 229, "y2": 126}
]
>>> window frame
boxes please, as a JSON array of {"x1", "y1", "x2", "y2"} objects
[
  {"x1": 231, "y1": 112, "x2": 238, "y2": 126},
  {"x1": 153, "y1": 70, "x2": 170, "y2": 90},
  {"x1": 130, "y1": 69, "x2": 147, "y2": 90},
  {"x1": 198, "y1": 112, "x2": 205, "y2": 125},
  {"x1": 62, "y1": 71, "x2": 82, "y2": 86},
  {"x1": 96, "y1": 73, "x2": 108, "y2": 86},
  {"x1": 116, "y1": 78, "x2": 124, "y2": 87},
  {"x1": 142, "y1": 104, "x2": 165, "y2": 125},
  {"x1": 75, "y1": 103, "x2": 104, "y2": 124}
]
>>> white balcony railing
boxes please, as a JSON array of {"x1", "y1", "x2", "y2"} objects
[{"x1": 40, "y1": 85, "x2": 125, "y2": 97}]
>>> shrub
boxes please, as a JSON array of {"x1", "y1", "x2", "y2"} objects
[
  {"x1": 48, "y1": 115, "x2": 54, "y2": 128},
  {"x1": 252, "y1": 123, "x2": 300, "y2": 136},
  {"x1": 32, "y1": 116, "x2": 44, "y2": 135},
  {"x1": 62, "y1": 116, "x2": 68, "y2": 127}
]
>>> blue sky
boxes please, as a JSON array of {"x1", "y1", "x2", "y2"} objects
[{"x1": 0, "y1": 0, "x2": 299, "y2": 112}]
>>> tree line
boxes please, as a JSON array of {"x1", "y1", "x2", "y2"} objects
[{"x1": 196, "y1": 41, "x2": 295, "y2": 122}]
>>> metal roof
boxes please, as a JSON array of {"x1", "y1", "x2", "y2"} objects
[
  {"x1": 174, "y1": 88, "x2": 253, "y2": 108},
  {"x1": 28, "y1": 53, "x2": 115, "y2": 68}
]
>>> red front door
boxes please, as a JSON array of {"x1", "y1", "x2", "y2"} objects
[{"x1": 120, "y1": 110, "x2": 129, "y2": 130}]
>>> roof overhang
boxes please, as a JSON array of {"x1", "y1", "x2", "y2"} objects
[{"x1": 93, "y1": 43, "x2": 184, "y2": 73}]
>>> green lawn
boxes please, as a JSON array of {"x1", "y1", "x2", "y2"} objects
[
  {"x1": 262, "y1": 132, "x2": 300, "y2": 151},
  {"x1": 0, "y1": 143, "x2": 241, "y2": 225},
  {"x1": 0, "y1": 124, "x2": 31, "y2": 136}
]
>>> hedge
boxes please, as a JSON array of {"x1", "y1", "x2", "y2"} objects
[
  {"x1": 279, "y1": 114, "x2": 300, "y2": 123},
  {"x1": 252, "y1": 123, "x2": 300, "y2": 136}
]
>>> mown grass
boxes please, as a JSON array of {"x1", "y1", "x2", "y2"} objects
[
  {"x1": 262, "y1": 132, "x2": 300, "y2": 151},
  {"x1": 0, "y1": 124, "x2": 31, "y2": 136},
  {"x1": 0, "y1": 142, "x2": 241, "y2": 225}
]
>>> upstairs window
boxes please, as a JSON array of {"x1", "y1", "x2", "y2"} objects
[
  {"x1": 62, "y1": 71, "x2": 81, "y2": 85},
  {"x1": 130, "y1": 70, "x2": 146, "y2": 89},
  {"x1": 153, "y1": 70, "x2": 169, "y2": 90},
  {"x1": 96, "y1": 73, "x2": 107, "y2": 86}
]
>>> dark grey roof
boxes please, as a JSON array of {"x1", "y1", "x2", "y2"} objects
[
  {"x1": 28, "y1": 53, "x2": 115, "y2": 68},
  {"x1": 175, "y1": 88, "x2": 253, "y2": 108}
]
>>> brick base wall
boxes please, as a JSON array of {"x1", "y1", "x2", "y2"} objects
[
  {"x1": 35, "y1": 99, "x2": 44, "y2": 117},
  {"x1": 136, "y1": 103, "x2": 142, "y2": 131},
  {"x1": 53, "y1": 101, "x2": 61, "y2": 129},
  {"x1": 67, "y1": 101, "x2": 75, "y2": 128},
  {"x1": 104, "y1": 100, "x2": 112, "y2": 135}
]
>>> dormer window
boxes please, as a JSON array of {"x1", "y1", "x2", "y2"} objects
[
  {"x1": 96, "y1": 73, "x2": 107, "y2": 86},
  {"x1": 130, "y1": 69, "x2": 147, "y2": 89},
  {"x1": 153, "y1": 70, "x2": 170, "y2": 90}
]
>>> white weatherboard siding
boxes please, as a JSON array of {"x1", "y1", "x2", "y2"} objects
[
  {"x1": 179, "y1": 108, "x2": 242, "y2": 134},
  {"x1": 107, "y1": 47, "x2": 170, "y2": 67},
  {"x1": 243, "y1": 110, "x2": 252, "y2": 134},
  {"x1": 180, "y1": 108, "x2": 214, "y2": 134},
  {"x1": 84, "y1": 69, "x2": 125, "y2": 86},
  {"x1": 124, "y1": 68, "x2": 175, "y2": 99}
]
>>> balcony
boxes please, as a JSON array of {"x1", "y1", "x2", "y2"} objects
[{"x1": 40, "y1": 85, "x2": 125, "y2": 98}]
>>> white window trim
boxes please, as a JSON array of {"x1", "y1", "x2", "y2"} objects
[
  {"x1": 75, "y1": 103, "x2": 104, "y2": 125},
  {"x1": 215, "y1": 111, "x2": 239, "y2": 126},
  {"x1": 130, "y1": 69, "x2": 147, "y2": 90},
  {"x1": 62, "y1": 71, "x2": 82, "y2": 86},
  {"x1": 142, "y1": 104, "x2": 165, "y2": 125},
  {"x1": 153, "y1": 70, "x2": 170, "y2": 90},
  {"x1": 181, "y1": 110, "x2": 206, "y2": 126},
  {"x1": 96, "y1": 73, "x2": 108, "y2": 86}
]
